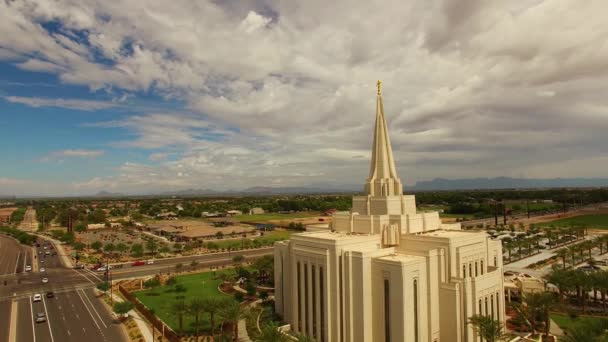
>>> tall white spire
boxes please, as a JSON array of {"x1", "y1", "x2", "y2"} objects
[{"x1": 364, "y1": 81, "x2": 403, "y2": 196}]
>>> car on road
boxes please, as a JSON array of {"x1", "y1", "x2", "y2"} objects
[
  {"x1": 40, "y1": 260, "x2": 45, "y2": 264},
  {"x1": 25, "y1": 265, "x2": 32, "y2": 272},
  {"x1": 96, "y1": 265, "x2": 112, "y2": 272},
  {"x1": 73, "y1": 264, "x2": 85, "y2": 269},
  {"x1": 45, "y1": 251, "x2": 50, "y2": 255},
  {"x1": 32, "y1": 294, "x2": 42, "y2": 302},
  {"x1": 131, "y1": 261, "x2": 145, "y2": 266},
  {"x1": 146, "y1": 260, "x2": 154, "y2": 265},
  {"x1": 41, "y1": 278, "x2": 49, "y2": 283},
  {"x1": 46, "y1": 292, "x2": 54, "y2": 298},
  {"x1": 35, "y1": 312, "x2": 46, "y2": 323},
  {"x1": 43, "y1": 246, "x2": 47, "y2": 250},
  {"x1": 40, "y1": 267, "x2": 45, "y2": 272}
]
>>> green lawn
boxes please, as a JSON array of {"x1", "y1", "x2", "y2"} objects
[
  {"x1": 134, "y1": 270, "x2": 234, "y2": 334},
  {"x1": 545, "y1": 214, "x2": 608, "y2": 229},
  {"x1": 234, "y1": 212, "x2": 319, "y2": 222},
  {"x1": 551, "y1": 313, "x2": 608, "y2": 332}
]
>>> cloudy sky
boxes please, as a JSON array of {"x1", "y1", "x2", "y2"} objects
[{"x1": 1, "y1": 0, "x2": 607, "y2": 196}]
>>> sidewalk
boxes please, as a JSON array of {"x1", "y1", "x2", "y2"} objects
[{"x1": 110, "y1": 292, "x2": 154, "y2": 342}]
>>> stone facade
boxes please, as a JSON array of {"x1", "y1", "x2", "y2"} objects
[{"x1": 274, "y1": 82, "x2": 505, "y2": 342}]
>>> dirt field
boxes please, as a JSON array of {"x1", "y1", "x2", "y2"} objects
[{"x1": 145, "y1": 219, "x2": 255, "y2": 236}]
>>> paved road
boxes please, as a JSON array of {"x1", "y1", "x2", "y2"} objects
[
  {"x1": 18, "y1": 207, "x2": 38, "y2": 232},
  {"x1": 0, "y1": 234, "x2": 30, "y2": 275},
  {"x1": 0, "y1": 235, "x2": 273, "y2": 342}
]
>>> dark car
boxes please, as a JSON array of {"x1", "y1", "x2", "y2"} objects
[
  {"x1": 73, "y1": 264, "x2": 85, "y2": 269},
  {"x1": 46, "y1": 291, "x2": 54, "y2": 298}
]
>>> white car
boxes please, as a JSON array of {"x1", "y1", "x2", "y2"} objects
[
  {"x1": 25, "y1": 265, "x2": 32, "y2": 272},
  {"x1": 40, "y1": 267, "x2": 45, "y2": 272},
  {"x1": 41, "y1": 278, "x2": 49, "y2": 283},
  {"x1": 146, "y1": 260, "x2": 154, "y2": 265},
  {"x1": 32, "y1": 294, "x2": 42, "y2": 302}
]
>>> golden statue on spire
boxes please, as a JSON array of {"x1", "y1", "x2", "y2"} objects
[{"x1": 377, "y1": 80, "x2": 382, "y2": 95}]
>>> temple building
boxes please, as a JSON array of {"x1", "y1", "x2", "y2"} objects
[{"x1": 274, "y1": 82, "x2": 505, "y2": 342}]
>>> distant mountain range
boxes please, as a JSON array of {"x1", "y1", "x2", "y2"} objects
[
  {"x1": 410, "y1": 177, "x2": 608, "y2": 191},
  {"x1": 84, "y1": 177, "x2": 608, "y2": 198},
  {"x1": 157, "y1": 185, "x2": 359, "y2": 197}
]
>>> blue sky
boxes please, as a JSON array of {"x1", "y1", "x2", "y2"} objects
[{"x1": 1, "y1": 0, "x2": 607, "y2": 196}]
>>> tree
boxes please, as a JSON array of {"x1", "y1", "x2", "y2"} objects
[
  {"x1": 246, "y1": 282, "x2": 257, "y2": 297},
  {"x1": 97, "y1": 281, "x2": 110, "y2": 295},
  {"x1": 159, "y1": 245, "x2": 170, "y2": 254},
  {"x1": 175, "y1": 263, "x2": 183, "y2": 273},
  {"x1": 72, "y1": 242, "x2": 85, "y2": 251},
  {"x1": 173, "y1": 243, "x2": 183, "y2": 253},
  {"x1": 187, "y1": 298, "x2": 205, "y2": 340},
  {"x1": 146, "y1": 239, "x2": 158, "y2": 255},
  {"x1": 168, "y1": 299, "x2": 188, "y2": 336},
  {"x1": 113, "y1": 301, "x2": 134, "y2": 317},
  {"x1": 555, "y1": 248, "x2": 569, "y2": 268},
  {"x1": 220, "y1": 301, "x2": 242, "y2": 341},
  {"x1": 232, "y1": 255, "x2": 245, "y2": 265},
  {"x1": 216, "y1": 231, "x2": 224, "y2": 239},
  {"x1": 143, "y1": 278, "x2": 160, "y2": 294},
  {"x1": 204, "y1": 297, "x2": 223, "y2": 336},
  {"x1": 74, "y1": 223, "x2": 87, "y2": 232},
  {"x1": 91, "y1": 240, "x2": 103, "y2": 251},
  {"x1": 116, "y1": 243, "x2": 129, "y2": 254},
  {"x1": 130, "y1": 243, "x2": 144, "y2": 257},
  {"x1": 104, "y1": 243, "x2": 116, "y2": 254},
  {"x1": 259, "y1": 291, "x2": 269, "y2": 303},
  {"x1": 257, "y1": 322, "x2": 290, "y2": 342},
  {"x1": 468, "y1": 315, "x2": 505, "y2": 342},
  {"x1": 252, "y1": 255, "x2": 274, "y2": 286}
]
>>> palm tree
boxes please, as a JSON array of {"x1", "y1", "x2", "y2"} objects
[
  {"x1": 296, "y1": 334, "x2": 315, "y2": 342},
  {"x1": 468, "y1": 314, "x2": 505, "y2": 342},
  {"x1": 544, "y1": 266, "x2": 571, "y2": 303},
  {"x1": 256, "y1": 322, "x2": 290, "y2": 342},
  {"x1": 187, "y1": 298, "x2": 205, "y2": 340},
  {"x1": 555, "y1": 248, "x2": 569, "y2": 268},
  {"x1": 204, "y1": 297, "x2": 223, "y2": 336},
  {"x1": 168, "y1": 299, "x2": 188, "y2": 336},
  {"x1": 220, "y1": 301, "x2": 243, "y2": 341}
]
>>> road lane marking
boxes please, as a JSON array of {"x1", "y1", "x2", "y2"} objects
[
  {"x1": 73, "y1": 269, "x2": 96, "y2": 285},
  {"x1": 75, "y1": 289, "x2": 103, "y2": 330},
  {"x1": 14, "y1": 251, "x2": 20, "y2": 274},
  {"x1": 41, "y1": 296, "x2": 55, "y2": 342},
  {"x1": 28, "y1": 296, "x2": 37, "y2": 342},
  {"x1": 79, "y1": 289, "x2": 107, "y2": 329}
]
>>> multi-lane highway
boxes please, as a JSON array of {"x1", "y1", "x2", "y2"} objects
[
  {"x1": 0, "y1": 235, "x2": 125, "y2": 342},
  {"x1": 0, "y1": 233, "x2": 273, "y2": 342}
]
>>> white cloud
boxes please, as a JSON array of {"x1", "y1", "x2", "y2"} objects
[
  {"x1": 4, "y1": 96, "x2": 117, "y2": 111},
  {"x1": 2, "y1": 0, "x2": 608, "y2": 195},
  {"x1": 42, "y1": 149, "x2": 105, "y2": 161}
]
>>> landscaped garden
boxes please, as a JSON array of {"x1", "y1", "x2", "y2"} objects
[
  {"x1": 130, "y1": 255, "x2": 277, "y2": 339},
  {"x1": 134, "y1": 270, "x2": 232, "y2": 335}
]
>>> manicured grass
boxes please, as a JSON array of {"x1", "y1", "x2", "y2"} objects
[
  {"x1": 134, "y1": 270, "x2": 234, "y2": 334},
  {"x1": 545, "y1": 214, "x2": 608, "y2": 230},
  {"x1": 234, "y1": 212, "x2": 320, "y2": 222},
  {"x1": 551, "y1": 313, "x2": 608, "y2": 332}
]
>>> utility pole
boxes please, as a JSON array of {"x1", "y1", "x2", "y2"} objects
[
  {"x1": 526, "y1": 200, "x2": 530, "y2": 219},
  {"x1": 494, "y1": 201, "x2": 498, "y2": 226}
]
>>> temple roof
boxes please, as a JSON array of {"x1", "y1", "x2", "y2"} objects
[{"x1": 364, "y1": 81, "x2": 403, "y2": 196}]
